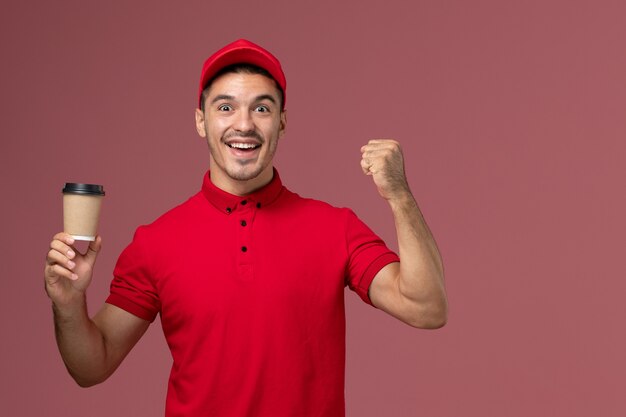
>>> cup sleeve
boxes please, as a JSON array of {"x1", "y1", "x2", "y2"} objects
[
  {"x1": 343, "y1": 209, "x2": 399, "y2": 306},
  {"x1": 106, "y1": 227, "x2": 161, "y2": 322}
]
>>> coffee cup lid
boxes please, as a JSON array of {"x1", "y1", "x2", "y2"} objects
[{"x1": 62, "y1": 183, "x2": 105, "y2": 196}]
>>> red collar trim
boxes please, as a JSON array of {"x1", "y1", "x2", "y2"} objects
[{"x1": 201, "y1": 168, "x2": 284, "y2": 214}]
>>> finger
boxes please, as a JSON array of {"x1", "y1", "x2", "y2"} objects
[
  {"x1": 362, "y1": 149, "x2": 393, "y2": 159},
  {"x1": 83, "y1": 235, "x2": 102, "y2": 265},
  {"x1": 361, "y1": 153, "x2": 391, "y2": 171},
  {"x1": 362, "y1": 139, "x2": 401, "y2": 152},
  {"x1": 367, "y1": 139, "x2": 399, "y2": 146},
  {"x1": 361, "y1": 145, "x2": 397, "y2": 157},
  {"x1": 53, "y1": 232, "x2": 76, "y2": 247},
  {"x1": 361, "y1": 141, "x2": 387, "y2": 152},
  {"x1": 47, "y1": 249, "x2": 76, "y2": 270},
  {"x1": 361, "y1": 144, "x2": 381, "y2": 153},
  {"x1": 46, "y1": 263, "x2": 78, "y2": 282},
  {"x1": 50, "y1": 239, "x2": 76, "y2": 260},
  {"x1": 360, "y1": 158, "x2": 374, "y2": 175}
]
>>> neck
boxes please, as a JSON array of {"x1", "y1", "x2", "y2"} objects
[{"x1": 209, "y1": 166, "x2": 274, "y2": 196}]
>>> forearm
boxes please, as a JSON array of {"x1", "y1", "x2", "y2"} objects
[
  {"x1": 388, "y1": 191, "x2": 447, "y2": 325},
  {"x1": 52, "y1": 296, "x2": 109, "y2": 387},
  {"x1": 361, "y1": 139, "x2": 447, "y2": 327}
]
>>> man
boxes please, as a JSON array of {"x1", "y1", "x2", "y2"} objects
[{"x1": 45, "y1": 39, "x2": 447, "y2": 416}]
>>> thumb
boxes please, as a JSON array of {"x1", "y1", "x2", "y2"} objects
[{"x1": 83, "y1": 235, "x2": 102, "y2": 265}]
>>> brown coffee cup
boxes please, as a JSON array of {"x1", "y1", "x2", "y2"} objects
[{"x1": 62, "y1": 183, "x2": 105, "y2": 241}]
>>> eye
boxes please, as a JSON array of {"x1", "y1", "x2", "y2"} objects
[
  {"x1": 218, "y1": 104, "x2": 233, "y2": 111},
  {"x1": 254, "y1": 105, "x2": 270, "y2": 113}
]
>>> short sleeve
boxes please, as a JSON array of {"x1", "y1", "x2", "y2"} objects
[
  {"x1": 343, "y1": 209, "x2": 399, "y2": 306},
  {"x1": 106, "y1": 227, "x2": 161, "y2": 322}
]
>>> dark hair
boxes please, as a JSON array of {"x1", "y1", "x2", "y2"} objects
[{"x1": 200, "y1": 64, "x2": 285, "y2": 112}]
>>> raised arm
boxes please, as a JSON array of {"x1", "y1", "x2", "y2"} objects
[
  {"x1": 360, "y1": 140, "x2": 448, "y2": 329},
  {"x1": 45, "y1": 233, "x2": 150, "y2": 386}
]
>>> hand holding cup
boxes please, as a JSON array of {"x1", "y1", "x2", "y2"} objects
[
  {"x1": 44, "y1": 183, "x2": 105, "y2": 306},
  {"x1": 45, "y1": 233, "x2": 102, "y2": 306}
]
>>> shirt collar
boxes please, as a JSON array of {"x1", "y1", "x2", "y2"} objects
[{"x1": 201, "y1": 168, "x2": 284, "y2": 214}]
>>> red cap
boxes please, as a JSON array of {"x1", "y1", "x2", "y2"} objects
[{"x1": 198, "y1": 39, "x2": 286, "y2": 109}]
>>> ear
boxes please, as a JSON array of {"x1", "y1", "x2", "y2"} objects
[
  {"x1": 195, "y1": 108, "x2": 207, "y2": 138},
  {"x1": 278, "y1": 109, "x2": 287, "y2": 139}
]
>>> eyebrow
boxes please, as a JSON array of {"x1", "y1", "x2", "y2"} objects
[
  {"x1": 210, "y1": 94, "x2": 235, "y2": 104},
  {"x1": 254, "y1": 94, "x2": 277, "y2": 104},
  {"x1": 210, "y1": 94, "x2": 277, "y2": 105}
]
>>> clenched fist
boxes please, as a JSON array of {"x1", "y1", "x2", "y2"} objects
[{"x1": 360, "y1": 139, "x2": 411, "y2": 201}]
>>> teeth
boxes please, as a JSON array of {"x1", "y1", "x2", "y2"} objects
[{"x1": 228, "y1": 143, "x2": 259, "y2": 150}]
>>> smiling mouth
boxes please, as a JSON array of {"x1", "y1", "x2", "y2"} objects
[{"x1": 227, "y1": 143, "x2": 261, "y2": 150}]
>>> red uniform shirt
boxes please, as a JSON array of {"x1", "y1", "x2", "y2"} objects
[{"x1": 107, "y1": 170, "x2": 399, "y2": 417}]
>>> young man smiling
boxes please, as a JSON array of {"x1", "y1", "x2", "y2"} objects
[
  {"x1": 195, "y1": 65, "x2": 286, "y2": 195},
  {"x1": 45, "y1": 39, "x2": 447, "y2": 416}
]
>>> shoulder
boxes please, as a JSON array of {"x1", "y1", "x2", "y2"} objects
[
  {"x1": 132, "y1": 192, "x2": 206, "y2": 239},
  {"x1": 278, "y1": 188, "x2": 346, "y2": 212},
  {"x1": 276, "y1": 188, "x2": 358, "y2": 224}
]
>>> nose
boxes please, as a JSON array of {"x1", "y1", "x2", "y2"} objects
[{"x1": 232, "y1": 109, "x2": 255, "y2": 132}]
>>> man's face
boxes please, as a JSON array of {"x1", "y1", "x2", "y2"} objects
[{"x1": 195, "y1": 72, "x2": 286, "y2": 193}]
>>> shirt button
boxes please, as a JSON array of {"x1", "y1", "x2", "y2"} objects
[
  {"x1": 241, "y1": 200, "x2": 247, "y2": 205},
  {"x1": 241, "y1": 246, "x2": 248, "y2": 252},
  {"x1": 256, "y1": 202, "x2": 261, "y2": 208},
  {"x1": 226, "y1": 207, "x2": 232, "y2": 214},
  {"x1": 241, "y1": 220, "x2": 247, "y2": 227}
]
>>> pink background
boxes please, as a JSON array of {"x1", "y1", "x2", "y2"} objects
[{"x1": 2, "y1": 0, "x2": 625, "y2": 416}]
